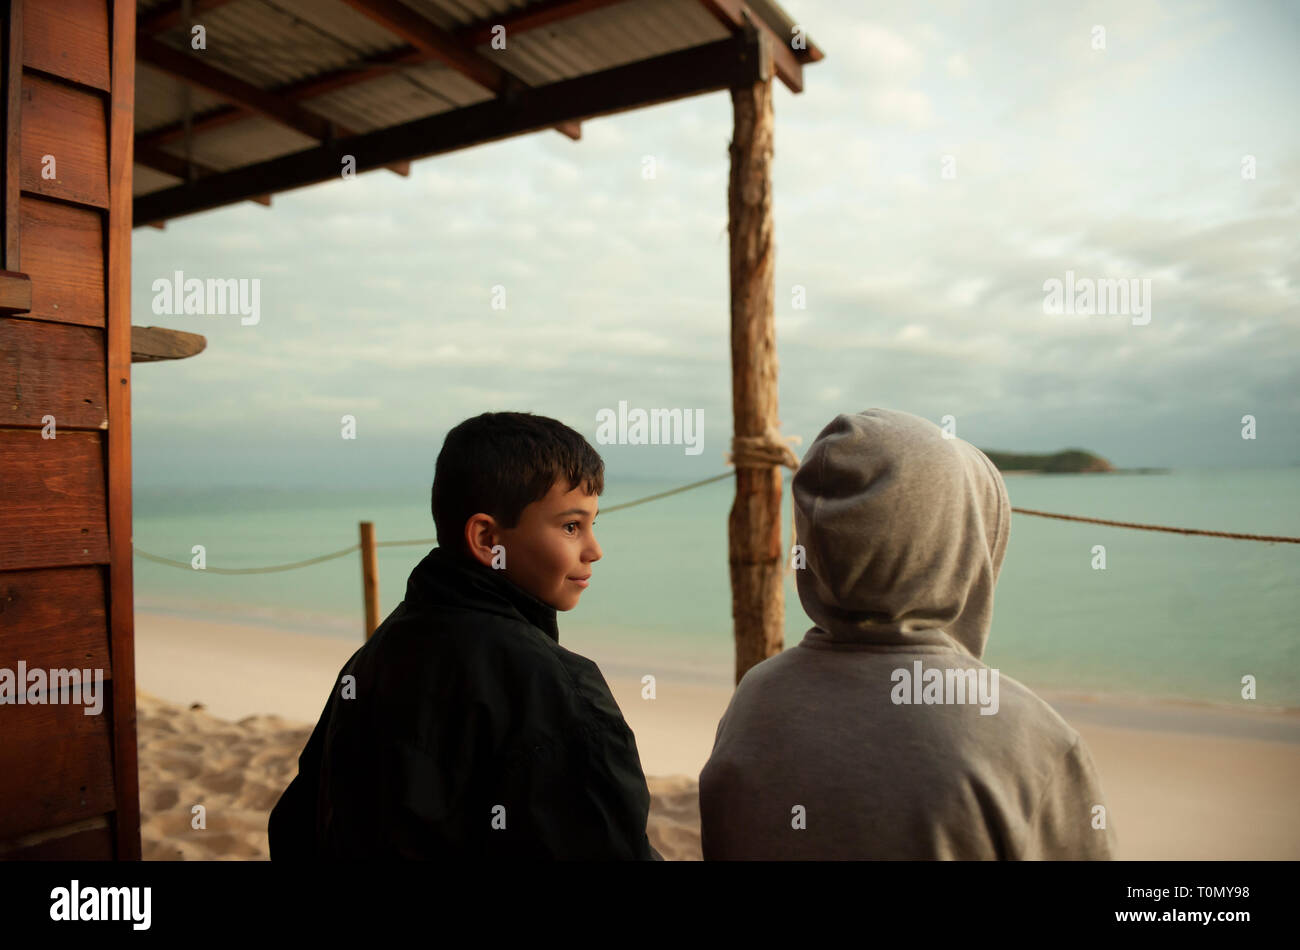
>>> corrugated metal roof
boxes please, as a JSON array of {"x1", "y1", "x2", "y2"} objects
[
  {"x1": 302, "y1": 64, "x2": 494, "y2": 133},
  {"x1": 398, "y1": 0, "x2": 534, "y2": 31},
  {"x1": 157, "y1": 116, "x2": 319, "y2": 172},
  {"x1": 484, "y1": 0, "x2": 729, "y2": 86},
  {"x1": 133, "y1": 0, "x2": 818, "y2": 209},
  {"x1": 135, "y1": 62, "x2": 229, "y2": 131},
  {"x1": 132, "y1": 163, "x2": 181, "y2": 197},
  {"x1": 148, "y1": 0, "x2": 409, "y2": 91}
]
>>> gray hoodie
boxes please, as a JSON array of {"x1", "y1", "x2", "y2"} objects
[{"x1": 699, "y1": 409, "x2": 1117, "y2": 860}]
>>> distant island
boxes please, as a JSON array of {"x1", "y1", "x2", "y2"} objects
[
  {"x1": 976, "y1": 448, "x2": 1168, "y2": 474},
  {"x1": 978, "y1": 448, "x2": 1114, "y2": 474}
]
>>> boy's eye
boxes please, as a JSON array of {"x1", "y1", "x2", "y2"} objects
[{"x1": 564, "y1": 522, "x2": 579, "y2": 534}]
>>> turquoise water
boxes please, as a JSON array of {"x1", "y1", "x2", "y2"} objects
[{"x1": 132, "y1": 468, "x2": 1300, "y2": 708}]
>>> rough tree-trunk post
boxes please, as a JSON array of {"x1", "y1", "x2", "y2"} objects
[{"x1": 727, "y1": 27, "x2": 792, "y2": 686}]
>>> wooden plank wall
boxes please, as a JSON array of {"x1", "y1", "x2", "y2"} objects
[{"x1": 0, "y1": 0, "x2": 138, "y2": 861}]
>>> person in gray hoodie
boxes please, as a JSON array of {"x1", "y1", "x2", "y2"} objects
[{"x1": 698, "y1": 408, "x2": 1118, "y2": 860}]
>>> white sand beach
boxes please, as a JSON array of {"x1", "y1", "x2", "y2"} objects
[{"x1": 134, "y1": 611, "x2": 1300, "y2": 861}]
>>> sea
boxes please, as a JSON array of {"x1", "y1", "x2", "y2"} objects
[{"x1": 132, "y1": 467, "x2": 1300, "y2": 710}]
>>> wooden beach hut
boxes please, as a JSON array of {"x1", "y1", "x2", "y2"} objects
[{"x1": 0, "y1": 0, "x2": 822, "y2": 860}]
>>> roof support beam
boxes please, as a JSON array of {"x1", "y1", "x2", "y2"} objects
[
  {"x1": 135, "y1": 143, "x2": 274, "y2": 209},
  {"x1": 135, "y1": 30, "x2": 770, "y2": 227},
  {"x1": 698, "y1": 0, "x2": 803, "y2": 92}
]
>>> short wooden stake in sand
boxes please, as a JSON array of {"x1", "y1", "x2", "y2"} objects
[{"x1": 360, "y1": 521, "x2": 380, "y2": 640}]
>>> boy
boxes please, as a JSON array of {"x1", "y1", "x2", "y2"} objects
[
  {"x1": 699, "y1": 408, "x2": 1118, "y2": 859},
  {"x1": 269, "y1": 411, "x2": 660, "y2": 859}
]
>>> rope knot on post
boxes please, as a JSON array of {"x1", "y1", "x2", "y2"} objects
[
  {"x1": 726, "y1": 427, "x2": 803, "y2": 576},
  {"x1": 726, "y1": 427, "x2": 802, "y2": 470}
]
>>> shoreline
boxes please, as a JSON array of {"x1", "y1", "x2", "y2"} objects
[
  {"x1": 133, "y1": 611, "x2": 1300, "y2": 859},
  {"x1": 133, "y1": 607, "x2": 1300, "y2": 724}
]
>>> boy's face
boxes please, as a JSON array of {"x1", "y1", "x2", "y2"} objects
[{"x1": 469, "y1": 479, "x2": 602, "y2": 611}]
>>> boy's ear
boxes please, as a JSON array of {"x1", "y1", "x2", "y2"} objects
[{"x1": 463, "y1": 513, "x2": 501, "y2": 567}]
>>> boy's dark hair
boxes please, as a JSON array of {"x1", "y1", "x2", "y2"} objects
[{"x1": 432, "y1": 412, "x2": 604, "y2": 554}]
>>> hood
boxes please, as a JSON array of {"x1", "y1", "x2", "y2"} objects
[
  {"x1": 792, "y1": 409, "x2": 1010, "y2": 659},
  {"x1": 404, "y1": 545, "x2": 560, "y2": 644}
]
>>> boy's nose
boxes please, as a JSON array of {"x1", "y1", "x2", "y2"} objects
[{"x1": 587, "y1": 535, "x2": 603, "y2": 563}]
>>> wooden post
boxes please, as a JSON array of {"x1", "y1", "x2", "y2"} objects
[
  {"x1": 727, "y1": 27, "x2": 783, "y2": 686},
  {"x1": 107, "y1": 0, "x2": 142, "y2": 862},
  {"x1": 359, "y1": 521, "x2": 379, "y2": 639}
]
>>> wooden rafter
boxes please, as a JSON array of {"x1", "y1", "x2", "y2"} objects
[
  {"x1": 134, "y1": 0, "x2": 617, "y2": 161},
  {"x1": 339, "y1": 0, "x2": 592, "y2": 139},
  {"x1": 136, "y1": 45, "x2": 427, "y2": 152},
  {"x1": 341, "y1": 0, "x2": 511, "y2": 94},
  {"x1": 137, "y1": 34, "x2": 335, "y2": 140},
  {"x1": 135, "y1": 35, "x2": 409, "y2": 179}
]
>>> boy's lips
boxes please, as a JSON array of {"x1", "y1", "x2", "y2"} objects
[{"x1": 568, "y1": 574, "x2": 591, "y2": 587}]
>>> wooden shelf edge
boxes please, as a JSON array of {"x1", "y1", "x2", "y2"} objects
[{"x1": 130, "y1": 324, "x2": 206, "y2": 363}]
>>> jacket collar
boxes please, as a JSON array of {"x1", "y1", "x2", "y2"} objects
[{"x1": 404, "y1": 545, "x2": 560, "y2": 644}]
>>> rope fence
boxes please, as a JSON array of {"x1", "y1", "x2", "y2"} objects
[{"x1": 134, "y1": 469, "x2": 1300, "y2": 577}]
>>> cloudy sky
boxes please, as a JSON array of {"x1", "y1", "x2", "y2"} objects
[{"x1": 131, "y1": 0, "x2": 1300, "y2": 490}]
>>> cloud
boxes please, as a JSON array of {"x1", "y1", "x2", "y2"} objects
[{"x1": 130, "y1": 0, "x2": 1300, "y2": 477}]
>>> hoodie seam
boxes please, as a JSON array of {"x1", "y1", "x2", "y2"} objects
[
  {"x1": 803, "y1": 439, "x2": 828, "y2": 581},
  {"x1": 1016, "y1": 733, "x2": 1081, "y2": 860},
  {"x1": 797, "y1": 640, "x2": 967, "y2": 655}
]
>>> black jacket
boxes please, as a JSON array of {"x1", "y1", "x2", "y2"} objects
[{"x1": 267, "y1": 545, "x2": 660, "y2": 860}]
